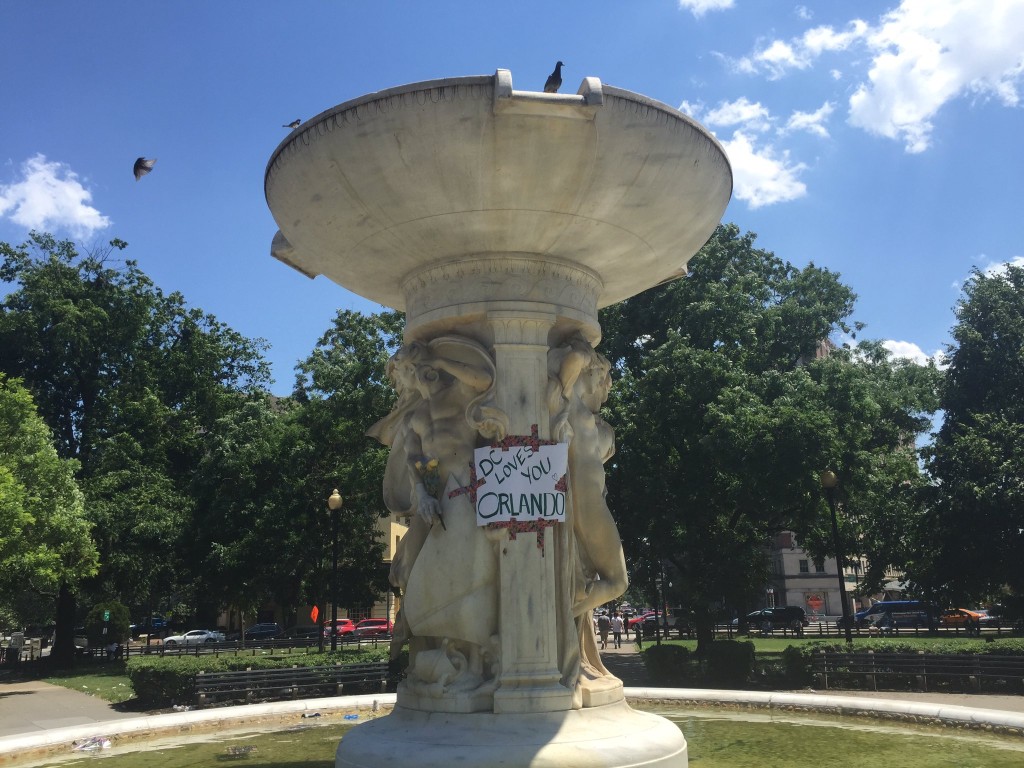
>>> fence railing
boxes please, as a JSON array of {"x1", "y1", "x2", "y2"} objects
[
  {"x1": 654, "y1": 619, "x2": 1021, "y2": 640},
  {"x1": 73, "y1": 634, "x2": 389, "y2": 661},
  {"x1": 814, "y1": 650, "x2": 1024, "y2": 693},
  {"x1": 194, "y1": 661, "x2": 389, "y2": 706}
]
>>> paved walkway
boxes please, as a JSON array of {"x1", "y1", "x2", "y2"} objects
[{"x1": 0, "y1": 679, "x2": 138, "y2": 738}]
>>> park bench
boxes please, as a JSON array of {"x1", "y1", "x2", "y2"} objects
[
  {"x1": 815, "y1": 650, "x2": 1024, "y2": 694},
  {"x1": 195, "y1": 661, "x2": 388, "y2": 707}
]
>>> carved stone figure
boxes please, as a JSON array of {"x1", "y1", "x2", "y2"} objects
[
  {"x1": 549, "y1": 334, "x2": 628, "y2": 705},
  {"x1": 367, "y1": 336, "x2": 508, "y2": 712}
]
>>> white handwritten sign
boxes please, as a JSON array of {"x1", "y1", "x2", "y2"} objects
[{"x1": 474, "y1": 443, "x2": 569, "y2": 526}]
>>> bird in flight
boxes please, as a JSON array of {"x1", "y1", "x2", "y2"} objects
[
  {"x1": 544, "y1": 61, "x2": 564, "y2": 93},
  {"x1": 283, "y1": 119, "x2": 301, "y2": 129},
  {"x1": 133, "y1": 157, "x2": 156, "y2": 181}
]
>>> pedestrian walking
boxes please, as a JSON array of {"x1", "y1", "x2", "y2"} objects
[
  {"x1": 611, "y1": 612, "x2": 624, "y2": 648},
  {"x1": 597, "y1": 612, "x2": 611, "y2": 650}
]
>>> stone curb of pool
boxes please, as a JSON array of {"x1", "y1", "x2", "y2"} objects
[{"x1": 1, "y1": 689, "x2": 1022, "y2": 764}]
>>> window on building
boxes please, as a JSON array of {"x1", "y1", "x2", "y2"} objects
[
  {"x1": 799, "y1": 559, "x2": 809, "y2": 573},
  {"x1": 815, "y1": 563, "x2": 826, "y2": 573}
]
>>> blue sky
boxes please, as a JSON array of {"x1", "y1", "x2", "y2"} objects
[{"x1": 2, "y1": 0, "x2": 1022, "y2": 394}]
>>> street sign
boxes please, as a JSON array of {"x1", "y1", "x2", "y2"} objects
[{"x1": 103, "y1": 610, "x2": 110, "y2": 622}]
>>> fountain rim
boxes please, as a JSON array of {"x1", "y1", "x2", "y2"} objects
[
  {"x1": 264, "y1": 70, "x2": 733, "y2": 202},
  {"x1": 3, "y1": 688, "x2": 1022, "y2": 765}
]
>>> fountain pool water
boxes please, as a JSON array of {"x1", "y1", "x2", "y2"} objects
[{"x1": 18, "y1": 705, "x2": 1024, "y2": 768}]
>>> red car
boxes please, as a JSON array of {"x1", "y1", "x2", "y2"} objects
[
  {"x1": 354, "y1": 618, "x2": 394, "y2": 637},
  {"x1": 323, "y1": 619, "x2": 355, "y2": 638},
  {"x1": 627, "y1": 612, "x2": 656, "y2": 628}
]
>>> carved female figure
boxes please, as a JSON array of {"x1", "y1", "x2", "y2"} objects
[
  {"x1": 367, "y1": 335, "x2": 508, "y2": 710},
  {"x1": 549, "y1": 334, "x2": 629, "y2": 704}
]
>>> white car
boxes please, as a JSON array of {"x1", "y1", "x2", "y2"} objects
[{"x1": 162, "y1": 629, "x2": 225, "y2": 647}]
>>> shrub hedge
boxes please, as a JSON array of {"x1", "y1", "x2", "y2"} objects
[
  {"x1": 126, "y1": 647, "x2": 390, "y2": 708},
  {"x1": 704, "y1": 640, "x2": 755, "y2": 686},
  {"x1": 642, "y1": 644, "x2": 693, "y2": 686},
  {"x1": 783, "y1": 638, "x2": 1024, "y2": 686}
]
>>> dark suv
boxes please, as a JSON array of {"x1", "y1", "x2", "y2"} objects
[
  {"x1": 242, "y1": 622, "x2": 282, "y2": 642},
  {"x1": 745, "y1": 606, "x2": 807, "y2": 632}
]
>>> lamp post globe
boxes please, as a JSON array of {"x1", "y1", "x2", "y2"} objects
[{"x1": 328, "y1": 489, "x2": 343, "y2": 651}]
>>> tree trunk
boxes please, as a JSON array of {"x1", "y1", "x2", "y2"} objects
[
  {"x1": 694, "y1": 610, "x2": 715, "y2": 657},
  {"x1": 49, "y1": 582, "x2": 77, "y2": 668}
]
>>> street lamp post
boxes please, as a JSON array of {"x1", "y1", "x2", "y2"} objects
[
  {"x1": 820, "y1": 470, "x2": 853, "y2": 644},
  {"x1": 328, "y1": 489, "x2": 343, "y2": 651}
]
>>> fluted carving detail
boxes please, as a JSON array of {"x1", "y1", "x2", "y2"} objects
[{"x1": 402, "y1": 256, "x2": 602, "y2": 323}]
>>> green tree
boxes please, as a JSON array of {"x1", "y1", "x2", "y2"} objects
[
  {"x1": 795, "y1": 340, "x2": 940, "y2": 597},
  {"x1": 189, "y1": 309, "x2": 401, "y2": 633},
  {"x1": 915, "y1": 264, "x2": 1024, "y2": 607},
  {"x1": 600, "y1": 225, "x2": 938, "y2": 649},
  {"x1": 0, "y1": 375, "x2": 98, "y2": 632},
  {"x1": 291, "y1": 309, "x2": 403, "y2": 613},
  {"x1": 84, "y1": 600, "x2": 131, "y2": 648},
  {"x1": 0, "y1": 232, "x2": 270, "y2": 663}
]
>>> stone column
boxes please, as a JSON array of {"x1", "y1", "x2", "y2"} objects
[{"x1": 487, "y1": 310, "x2": 571, "y2": 713}]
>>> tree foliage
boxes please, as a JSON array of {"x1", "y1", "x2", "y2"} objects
[
  {"x1": 0, "y1": 375, "x2": 98, "y2": 627},
  {"x1": 600, "y1": 225, "x2": 939, "y2": 647},
  {"x1": 0, "y1": 232, "x2": 270, "y2": 657},
  {"x1": 188, "y1": 310, "x2": 402, "y2": 627},
  {"x1": 915, "y1": 264, "x2": 1024, "y2": 606}
]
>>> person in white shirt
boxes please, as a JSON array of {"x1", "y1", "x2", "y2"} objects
[{"x1": 611, "y1": 612, "x2": 625, "y2": 649}]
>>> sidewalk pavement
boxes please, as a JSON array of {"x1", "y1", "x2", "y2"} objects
[{"x1": 0, "y1": 679, "x2": 138, "y2": 738}]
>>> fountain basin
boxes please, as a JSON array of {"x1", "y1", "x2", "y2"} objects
[{"x1": 265, "y1": 70, "x2": 732, "y2": 322}]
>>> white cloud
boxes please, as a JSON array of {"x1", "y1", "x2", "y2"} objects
[
  {"x1": 721, "y1": 132, "x2": 807, "y2": 208},
  {"x1": 736, "y1": 20, "x2": 868, "y2": 79},
  {"x1": 850, "y1": 0, "x2": 1024, "y2": 152},
  {"x1": 679, "y1": 99, "x2": 705, "y2": 119},
  {"x1": 795, "y1": 6, "x2": 812, "y2": 21},
  {"x1": 882, "y1": 339, "x2": 943, "y2": 366},
  {"x1": 803, "y1": 21, "x2": 869, "y2": 56},
  {"x1": 678, "y1": 0, "x2": 734, "y2": 17},
  {"x1": 782, "y1": 101, "x2": 835, "y2": 137},
  {"x1": 0, "y1": 154, "x2": 110, "y2": 238},
  {"x1": 704, "y1": 97, "x2": 773, "y2": 131},
  {"x1": 734, "y1": 1, "x2": 1024, "y2": 153},
  {"x1": 982, "y1": 254, "x2": 1024, "y2": 278}
]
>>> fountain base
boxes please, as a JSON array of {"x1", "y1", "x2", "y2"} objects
[{"x1": 335, "y1": 700, "x2": 686, "y2": 767}]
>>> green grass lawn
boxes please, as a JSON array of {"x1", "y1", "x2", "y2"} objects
[{"x1": 42, "y1": 662, "x2": 134, "y2": 704}]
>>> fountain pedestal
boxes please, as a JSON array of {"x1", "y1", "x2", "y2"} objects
[{"x1": 265, "y1": 69, "x2": 731, "y2": 768}]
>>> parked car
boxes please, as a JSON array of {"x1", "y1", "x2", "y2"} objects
[
  {"x1": 853, "y1": 601, "x2": 935, "y2": 630},
  {"x1": 163, "y1": 629, "x2": 225, "y2": 647},
  {"x1": 353, "y1": 619, "x2": 394, "y2": 637},
  {"x1": 974, "y1": 609, "x2": 1000, "y2": 628},
  {"x1": 136, "y1": 615, "x2": 167, "y2": 633},
  {"x1": 626, "y1": 611, "x2": 655, "y2": 628},
  {"x1": 283, "y1": 625, "x2": 321, "y2": 639},
  {"x1": 746, "y1": 606, "x2": 808, "y2": 632},
  {"x1": 240, "y1": 622, "x2": 282, "y2": 642},
  {"x1": 323, "y1": 619, "x2": 356, "y2": 638},
  {"x1": 939, "y1": 608, "x2": 986, "y2": 629}
]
